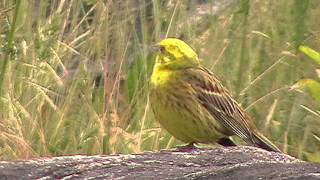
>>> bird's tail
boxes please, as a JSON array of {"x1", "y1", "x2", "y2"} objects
[{"x1": 251, "y1": 132, "x2": 281, "y2": 152}]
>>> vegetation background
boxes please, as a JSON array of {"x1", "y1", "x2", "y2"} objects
[{"x1": 1, "y1": 0, "x2": 320, "y2": 162}]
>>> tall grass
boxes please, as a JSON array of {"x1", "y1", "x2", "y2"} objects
[{"x1": 0, "y1": 0, "x2": 319, "y2": 162}]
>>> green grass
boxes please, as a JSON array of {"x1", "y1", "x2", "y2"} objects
[{"x1": 0, "y1": 0, "x2": 320, "y2": 162}]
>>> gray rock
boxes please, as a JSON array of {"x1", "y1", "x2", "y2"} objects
[{"x1": 0, "y1": 146, "x2": 319, "y2": 180}]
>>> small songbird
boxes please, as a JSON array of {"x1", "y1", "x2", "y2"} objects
[{"x1": 149, "y1": 38, "x2": 281, "y2": 152}]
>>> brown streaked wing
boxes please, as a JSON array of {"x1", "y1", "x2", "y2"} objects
[{"x1": 184, "y1": 66, "x2": 256, "y2": 144}]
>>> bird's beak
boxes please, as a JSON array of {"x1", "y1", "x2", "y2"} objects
[{"x1": 149, "y1": 43, "x2": 160, "y2": 53}]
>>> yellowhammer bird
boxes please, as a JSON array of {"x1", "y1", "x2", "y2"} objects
[{"x1": 149, "y1": 38, "x2": 281, "y2": 152}]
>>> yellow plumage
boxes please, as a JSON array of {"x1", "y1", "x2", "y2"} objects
[{"x1": 150, "y1": 38, "x2": 281, "y2": 152}]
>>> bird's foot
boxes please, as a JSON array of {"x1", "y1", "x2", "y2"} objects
[
  {"x1": 174, "y1": 143, "x2": 198, "y2": 152},
  {"x1": 217, "y1": 137, "x2": 237, "y2": 147}
]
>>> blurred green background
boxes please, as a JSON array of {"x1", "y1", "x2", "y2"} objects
[{"x1": 0, "y1": 0, "x2": 320, "y2": 162}]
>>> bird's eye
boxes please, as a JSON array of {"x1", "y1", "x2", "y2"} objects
[{"x1": 159, "y1": 46, "x2": 165, "y2": 54}]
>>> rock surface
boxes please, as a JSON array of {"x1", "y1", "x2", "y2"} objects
[{"x1": 0, "y1": 146, "x2": 319, "y2": 179}]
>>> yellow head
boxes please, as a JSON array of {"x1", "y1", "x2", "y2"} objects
[{"x1": 154, "y1": 38, "x2": 200, "y2": 69}]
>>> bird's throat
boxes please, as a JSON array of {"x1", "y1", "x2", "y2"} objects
[{"x1": 150, "y1": 63, "x2": 175, "y2": 88}]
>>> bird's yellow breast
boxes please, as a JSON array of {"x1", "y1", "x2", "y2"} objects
[{"x1": 150, "y1": 64, "x2": 227, "y2": 143}]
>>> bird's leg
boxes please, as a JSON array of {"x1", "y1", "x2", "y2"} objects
[
  {"x1": 175, "y1": 142, "x2": 197, "y2": 152},
  {"x1": 217, "y1": 137, "x2": 237, "y2": 147}
]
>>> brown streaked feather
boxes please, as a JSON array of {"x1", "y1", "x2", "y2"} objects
[
  {"x1": 183, "y1": 66, "x2": 280, "y2": 152},
  {"x1": 183, "y1": 67, "x2": 255, "y2": 142}
]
